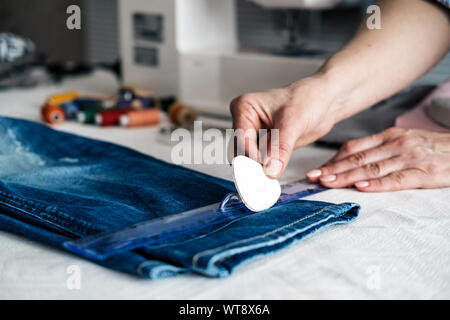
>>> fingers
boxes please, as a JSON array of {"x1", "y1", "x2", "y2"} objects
[
  {"x1": 263, "y1": 107, "x2": 300, "y2": 179},
  {"x1": 304, "y1": 126, "x2": 423, "y2": 191},
  {"x1": 355, "y1": 169, "x2": 425, "y2": 192},
  {"x1": 307, "y1": 126, "x2": 448, "y2": 192},
  {"x1": 307, "y1": 128, "x2": 406, "y2": 182},
  {"x1": 315, "y1": 140, "x2": 399, "y2": 180},
  {"x1": 229, "y1": 97, "x2": 262, "y2": 163},
  {"x1": 327, "y1": 127, "x2": 406, "y2": 164},
  {"x1": 234, "y1": 127, "x2": 260, "y2": 162},
  {"x1": 327, "y1": 133, "x2": 385, "y2": 164},
  {"x1": 306, "y1": 143, "x2": 394, "y2": 183},
  {"x1": 318, "y1": 156, "x2": 405, "y2": 188}
]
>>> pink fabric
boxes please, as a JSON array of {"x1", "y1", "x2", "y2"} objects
[{"x1": 395, "y1": 78, "x2": 450, "y2": 132}]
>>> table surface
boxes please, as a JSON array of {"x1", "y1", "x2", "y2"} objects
[{"x1": 0, "y1": 70, "x2": 449, "y2": 299}]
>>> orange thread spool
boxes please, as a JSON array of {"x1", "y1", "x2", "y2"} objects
[
  {"x1": 168, "y1": 102, "x2": 196, "y2": 126},
  {"x1": 41, "y1": 104, "x2": 65, "y2": 125},
  {"x1": 119, "y1": 109, "x2": 160, "y2": 127}
]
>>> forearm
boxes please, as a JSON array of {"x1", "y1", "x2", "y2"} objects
[{"x1": 297, "y1": 0, "x2": 450, "y2": 124}]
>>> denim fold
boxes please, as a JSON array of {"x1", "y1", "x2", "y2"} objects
[{"x1": 0, "y1": 116, "x2": 359, "y2": 278}]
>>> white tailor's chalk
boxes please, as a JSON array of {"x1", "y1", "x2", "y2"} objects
[{"x1": 232, "y1": 155, "x2": 281, "y2": 212}]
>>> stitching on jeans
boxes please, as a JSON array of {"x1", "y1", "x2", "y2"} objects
[
  {"x1": 143, "y1": 218, "x2": 245, "y2": 249},
  {"x1": 192, "y1": 204, "x2": 338, "y2": 268},
  {"x1": 215, "y1": 210, "x2": 349, "y2": 266},
  {"x1": 195, "y1": 209, "x2": 353, "y2": 276},
  {"x1": 0, "y1": 190, "x2": 97, "y2": 236},
  {"x1": 192, "y1": 206, "x2": 328, "y2": 267},
  {"x1": 0, "y1": 190, "x2": 57, "y2": 211},
  {"x1": 0, "y1": 199, "x2": 81, "y2": 237}
]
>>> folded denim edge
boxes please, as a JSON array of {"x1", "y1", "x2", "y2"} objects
[
  {"x1": 136, "y1": 260, "x2": 189, "y2": 279},
  {"x1": 0, "y1": 209, "x2": 187, "y2": 279},
  {"x1": 191, "y1": 202, "x2": 360, "y2": 278}
]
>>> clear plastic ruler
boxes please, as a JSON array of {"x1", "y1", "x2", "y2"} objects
[{"x1": 63, "y1": 179, "x2": 327, "y2": 260}]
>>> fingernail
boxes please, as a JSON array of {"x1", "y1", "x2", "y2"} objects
[
  {"x1": 321, "y1": 174, "x2": 336, "y2": 182},
  {"x1": 306, "y1": 169, "x2": 322, "y2": 178},
  {"x1": 263, "y1": 158, "x2": 283, "y2": 178},
  {"x1": 355, "y1": 181, "x2": 369, "y2": 188}
]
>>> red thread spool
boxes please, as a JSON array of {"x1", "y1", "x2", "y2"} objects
[
  {"x1": 41, "y1": 104, "x2": 65, "y2": 125},
  {"x1": 95, "y1": 109, "x2": 130, "y2": 126},
  {"x1": 119, "y1": 109, "x2": 161, "y2": 127}
]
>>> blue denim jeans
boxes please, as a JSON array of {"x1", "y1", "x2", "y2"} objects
[{"x1": 0, "y1": 116, "x2": 359, "y2": 278}]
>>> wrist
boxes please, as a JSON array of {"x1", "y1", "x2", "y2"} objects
[{"x1": 287, "y1": 69, "x2": 352, "y2": 126}]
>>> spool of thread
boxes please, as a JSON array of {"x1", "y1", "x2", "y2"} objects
[
  {"x1": 118, "y1": 86, "x2": 135, "y2": 101},
  {"x1": 47, "y1": 91, "x2": 80, "y2": 106},
  {"x1": 116, "y1": 99, "x2": 140, "y2": 109},
  {"x1": 95, "y1": 109, "x2": 130, "y2": 126},
  {"x1": 116, "y1": 97, "x2": 155, "y2": 109},
  {"x1": 119, "y1": 109, "x2": 161, "y2": 127},
  {"x1": 41, "y1": 104, "x2": 65, "y2": 125},
  {"x1": 60, "y1": 101, "x2": 80, "y2": 119},
  {"x1": 130, "y1": 99, "x2": 144, "y2": 109},
  {"x1": 116, "y1": 99, "x2": 131, "y2": 109},
  {"x1": 101, "y1": 96, "x2": 116, "y2": 109},
  {"x1": 77, "y1": 110, "x2": 98, "y2": 124},
  {"x1": 168, "y1": 102, "x2": 197, "y2": 126},
  {"x1": 136, "y1": 97, "x2": 155, "y2": 109}
]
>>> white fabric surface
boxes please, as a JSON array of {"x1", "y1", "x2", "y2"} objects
[{"x1": 0, "y1": 70, "x2": 449, "y2": 299}]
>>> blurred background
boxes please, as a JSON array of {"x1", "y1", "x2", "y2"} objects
[
  {"x1": 0, "y1": 0, "x2": 448, "y2": 137},
  {"x1": 1, "y1": 0, "x2": 448, "y2": 81}
]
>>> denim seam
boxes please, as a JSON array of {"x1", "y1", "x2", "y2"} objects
[
  {"x1": 192, "y1": 204, "x2": 346, "y2": 269},
  {"x1": 0, "y1": 189, "x2": 57, "y2": 212},
  {"x1": 0, "y1": 190, "x2": 97, "y2": 236},
  {"x1": 143, "y1": 219, "x2": 240, "y2": 250},
  {"x1": 209, "y1": 213, "x2": 349, "y2": 277},
  {"x1": 0, "y1": 198, "x2": 80, "y2": 237},
  {"x1": 213, "y1": 210, "x2": 349, "y2": 267}
]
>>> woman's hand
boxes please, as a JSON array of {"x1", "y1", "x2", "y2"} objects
[
  {"x1": 230, "y1": 76, "x2": 338, "y2": 179},
  {"x1": 307, "y1": 127, "x2": 450, "y2": 192},
  {"x1": 230, "y1": 0, "x2": 450, "y2": 183}
]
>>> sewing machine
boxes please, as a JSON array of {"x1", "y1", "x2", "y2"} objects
[{"x1": 119, "y1": 0, "x2": 340, "y2": 116}]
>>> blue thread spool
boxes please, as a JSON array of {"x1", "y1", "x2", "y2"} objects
[
  {"x1": 60, "y1": 101, "x2": 80, "y2": 119},
  {"x1": 139, "y1": 97, "x2": 155, "y2": 108},
  {"x1": 116, "y1": 97, "x2": 155, "y2": 109}
]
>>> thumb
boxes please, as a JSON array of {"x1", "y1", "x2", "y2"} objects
[{"x1": 263, "y1": 109, "x2": 299, "y2": 179}]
